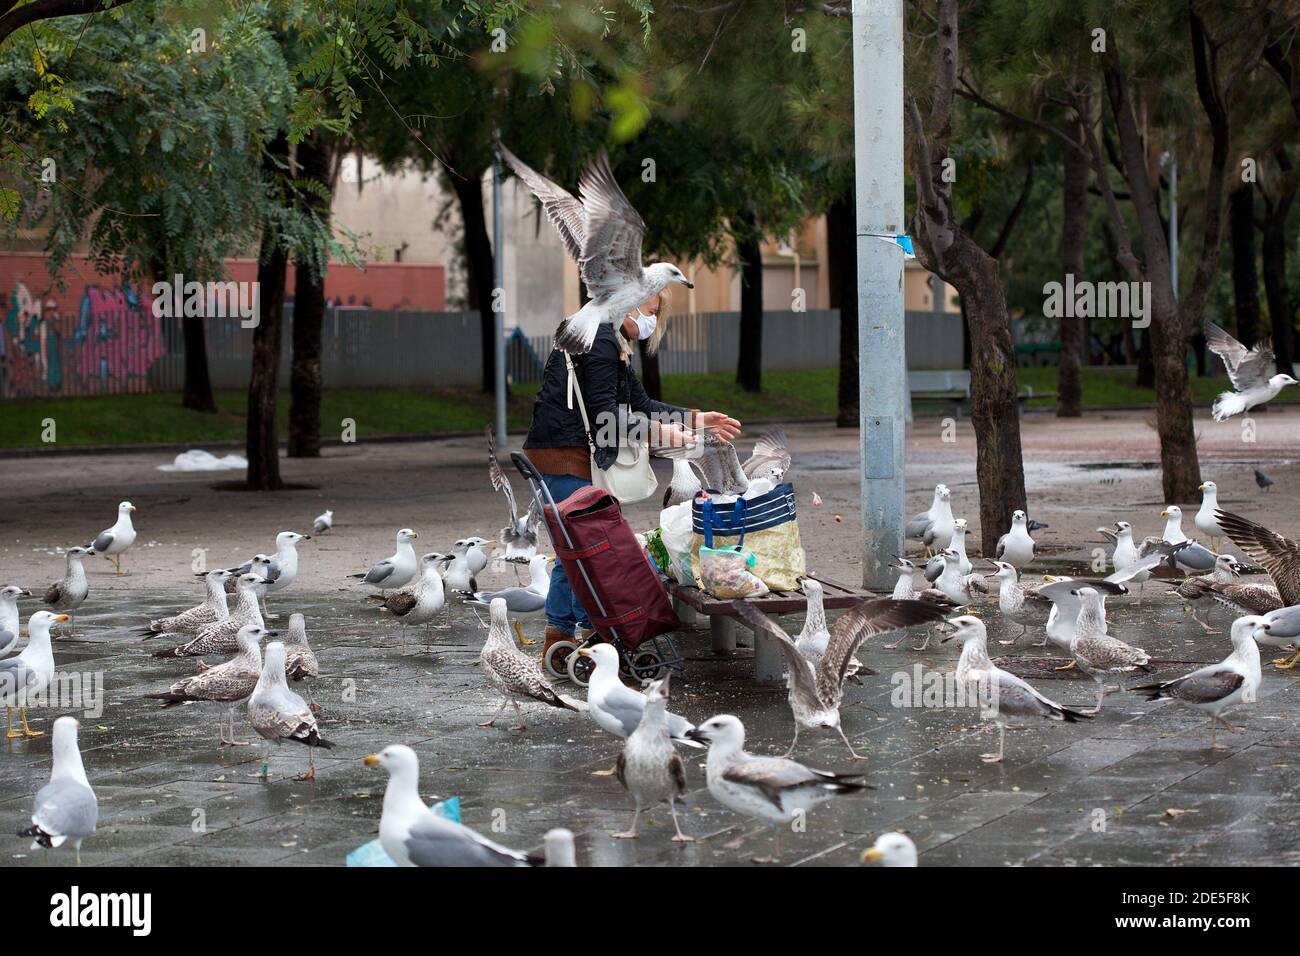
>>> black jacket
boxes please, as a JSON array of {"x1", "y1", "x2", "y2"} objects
[{"x1": 524, "y1": 323, "x2": 691, "y2": 470}]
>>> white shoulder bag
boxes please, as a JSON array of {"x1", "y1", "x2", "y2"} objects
[{"x1": 565, "y1": 354, "x2": 658, "y2": 503}]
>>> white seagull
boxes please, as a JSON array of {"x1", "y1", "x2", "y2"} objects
[
  {"x1": 87, "y1": 500, "x2": 137, "y2": 575},
  {"x1": 219, "y1": 531, "x2": 309, "y2": 618},
  {"x1": 312, "y1": 509, "x2": 334, "y2": 534},
  {"x1": 1, "y1": 611, "x2": 66, "y2": 737},
  {"x1": 1205, "y1": 321, "x2": 1298, "y2": 421},
  {"x1": 685, "y1": 714, "x2": 869, "y2": 864},
  {"x1": 1131, "y1": 615, "x2": 1263, "y2": 749},
  {"x1": 42, "y1": 547, "x2": 91, "y2": 634},
  {"x1": 467, "y1": 554, "x2": 551, "y2": 613},
  {"x1": 862, "y1": 832, "x2": 917, "y2": 867},
  {"x1": 924, "y1": 518, "x2": 971, "y2": 581},
  {"x1": 499, "y1": 144, "x2": 694, "y2": 353},
  {"x1": 996, "y1": 510, "x2": 1036, "y2": 567},
  {"x1": 906, "y1": 483, "x2": 950, "y2": 541},
  {"x1": 1194, "y1": 481, "x2": 1226, "y2": 550},
  {"x1": 19, "y1": 716, "x2": 97, "y2": 863},
  {"x1": 1159, "y1": 505, "x2": 1217, "y2": 573},
  {"x1": 575, "y1": 643, "x2": 701, "y2": 747},
  {"x1": 351, "y1": 528, "x2": 419, "y2": 593},
  {"x1": 0, "y1": 584, "x2": 29, "y2": 656},
  {"x1": 364, "y1": 744, "x2": 540, "y2": 866}
]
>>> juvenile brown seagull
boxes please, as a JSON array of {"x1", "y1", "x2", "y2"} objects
[
  {"x1": 478, "y1": 598, "x2": 578, "y2": 731},
  {"x1": 614, "y1": 674, "x2": 691, "y2": 842}
]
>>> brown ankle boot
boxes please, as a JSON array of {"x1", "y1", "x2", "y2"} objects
[{"x1": 542, "y1": 626, "x2": 575, "y2": 656}]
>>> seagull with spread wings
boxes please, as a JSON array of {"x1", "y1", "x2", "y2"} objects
[
  {"x1": 1205, "y1": 321, "x2": 1298, "y2": 420},
  {"x1": 498, "y1": 145, "x2": 694, "y2": 354},
  {"x1": 486, "y1": 427, "x2": 539, "y2": 563},
  {"x1": 732, "y1": 596, "x2": 946, "y2": 759}
]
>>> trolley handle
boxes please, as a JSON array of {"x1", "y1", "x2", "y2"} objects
[{"x1": 511, "y1": 451, "x2": 545, "y2": 485}]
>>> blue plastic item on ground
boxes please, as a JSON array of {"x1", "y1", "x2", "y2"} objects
[{"x1": 345, "y1": 796, "x2": 461, "y2": 866}]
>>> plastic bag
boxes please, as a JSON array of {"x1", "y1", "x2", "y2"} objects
[
  {"x1": 659, "y1": 501, "x2": 697, "y2": 585},
  {"x1": 345, "y1": 797, "x2": 461, "y2": 867},
  {"x1": 698, "y1": 545, "x2": 769, "y2": 599}
]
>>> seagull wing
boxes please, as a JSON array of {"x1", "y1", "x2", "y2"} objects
[
  {"x1": 363, "y1": 560, "x2": 396, "y2": 586},
  {"x1": 1215, "y1": 508, "x2": 1300, "y2": 606},
  {"x1": 486, "y1": 426, "x2": 519, "y2": 522},
  {"x1": 31, "y1": 778, "x2": 97, "y2": 843},
  {"x1": 497, "y1": 144, "x2": 586, "y2": 264},
  {"x1": 818, "y1": 599, "x2": 947, "y2": 692},
  {"x1": 742, "y1": 428, "x2": 792, "y2": 479},
  {"x1": 405, "y1": 812, "x2": 533, "y2": 867},
  {"x1": 732, "y1": 600, "x2": 817, "y2": 699},
  {"x1": 721, "y1": 757, "x2": 850, "y2": 810},
  {"x1": 1205, "y1": 321, "x2": 1276, "y2": 390},
  {"x1": 577, "y1": 151, "x2": 646, "y2": 294},
  {"x1": 1106, "y1": 541, "x2": 1188, "y2": 583},
  {"x1": 91, "y1": 530, "x2": 114, "y2": 553},
  {"x1": 1137, "y1": 664, "x2": 1243, "y2": 704}
]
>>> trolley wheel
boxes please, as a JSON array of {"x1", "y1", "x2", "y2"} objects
[
  {"x1": 630, "y1": 648, "x2": 667, "y2": 683},
  {"x1": 566, "y1": 644, "x2": 597, "y2": 686},
  {"x1": 544, "y1": 640, "x2": 578, "y2": 682}
]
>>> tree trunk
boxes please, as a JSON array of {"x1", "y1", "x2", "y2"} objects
[
  {"x1": 246, "y1": 235, "x2": 288, "y2": 491},
  {"x1": 638, "y1": 339, "x2": 662, "y2": 400},
  {"x1": 288, "y1": 134, "x2": 334, "y2": 458},
  {"x1": 735, "y1": 214, "x2": 763, "y2": 393},
  {"x1": 1262, "y1": 159, "x2": 1296, "y2": 373},
  {"x1": 952, "y1": 239, "x2": 1027, "y2": 555},
  {"x1": 826, "y1": 193, "x2": 858, "y2": 427},
  {"x1": 1057, "y1": 132, "x2": 1088, "y2": 417},
  {"x1": 451, "y1": 168, "x2": 496, "y2": 394},
  {"x1": 151, "y1": 255, "x2": 215, "y2": 413},
  {"x1": 1229, "y1": 184, "x2": 1260, "y2": 346}
]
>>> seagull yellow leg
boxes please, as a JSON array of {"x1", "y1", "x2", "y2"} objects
[
  {"x1": 19, "y1": 706, "x2": 42, "y2": 737},
  {"x1": 5, "y1": 706, "x2": 18, "y2": 739},
  {"x1": 1054, "y1": 660, "x2": 1077, "y2": 671},
  {"x1": 513, "y1": 620, "x2": 536, "y2": 647},
  {"x1": 1272, "y1": 648, "x2": 1300, "y2": 669}
]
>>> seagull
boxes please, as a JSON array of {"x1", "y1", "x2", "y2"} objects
[
  {"x1": 1205, "y1": 320, "x2": 1298, "y2": 420},
  {"x1": 918, "y1": 485, "x2": 955, "y2": 555},
  {"x1": 248, "y1": 640, "x2": 333, "y2": 780},
  {"x1": 467, "y1": 554, "x2": 550, "y2": 613},
  {"x1": 1214, "y1": 508, "x2": 1300, "y2": 607},
  {"x1": 0, "y1": 585, "x2": 29, "y2": 656},
  {"x1": 351, "y1": 528, "x2": 419, "y2": 594},
  {"x1": 1068, "y1": 587, "x2": 1155, "y2": 712},
  {"x1": 740, "y1": 428, "x2": 793, "y2": 482},
  {"x1": 487, "y1": 428, "x2": 540, "y2": 563},
  {"x1": 658, "y1": 429, "x2": 750, "y2": 494},
  {"x1": 222, "y1": 554, "x2": 270, "y2": 596},
  {"x1": 1255, "y1": 469, "x2": 1274, "y2": 492},
  {"x1": 498, "y1": 145, "x2": 694, "y2": 354},
  {"x1": 996, "y1": 510, "x2": 1036, "y2": 567},
  {"x1": 146, "y1": 623, "x2": 269, "y2": 746},
  {"x1": 733, "y1": 597, "x2": 945, "y2": 758},
  {"x1": 87, "y1": 500, "x2": 136, "y2": 575},
  {"x1": 142, "y1": 569, "x2": 231, "y2": 639},
  {"x1": 885, "y1": 557, "x2": 958, "y2": 648},
  {"x1": 1099, "y1": 521, "x2": 1156, "y2": 600},
  {"x1": 1177, "y1": 555, "x2": 1280, "y2": 630},
  {"x1": 282, "y1": 612, "x2": 320, "y2": 682},
  {"x1": 153, "y1": 573, "x2": 264, "y2": 658},
  {"x1": 1194, "y1": 481, "x2": 1227, "y2": 550},
  {"x1": 1257, "y1": 605, "x2": 1300, "y2": 668},
  {"x1": 1, "y1": 611, "x2": 66, "y2": 737},
  {"x1": 924, "y1": 518, "x2": 971, "y2": 581},
  {"x1": 790, "y1": 579, "x2": 873, "y2": 681},
  {"x1": 441, "y1": 538, "x2": 492, "y2": 594},
  {"x1": 1157, "y1": 506, "x2": 1217, "y2": 573},
  {"x1": 42, "y1": 546, "x2": 91, "y2": 634},
  {"x1": 371, "y1": 552, "x2": 448, "y2": 641},
  {"x1": 575, "y1": 643, "x2": 702, "y2": 747},
  {"x1": 217, "y1": 531, "x2": 309, "y2": 618},
  {"x1": 18, "y1": 716, "x2": 97, "y2": 863},
  {"x1": 906, "y1": 483, "x2": 950, "y2": 541},
  {"x1": 613, "y1": 673, "x2": 692, "y2": 842},
  {"x1": 984, "y1": 560, "x2": 1053, "y2": 643},
  {"x1": 543, "y1": 828, "x2": 577, "y2": 867},
  {"x1": 364, "y1": 744, "x2": 540, "y2": 866},
  {"x1": 662, "y1": 459, "x2": 704, "y2": 508},
  {"x1": 477, "y1": 598, "x2": 579, "y2": 731},
  {"x1": 1131, "y1": 615, "x2": 1263, "y2": 749},
  {"x1": 933, "y1": 549, "x2": 988, "y2": 608},
  {"x1": 941, "y1": 616, "x2": 1093, "y2": 762},
  {"x1": 1037, "y1": 577, "x2": 1128, "y2": 654},
  {"x1": 312, "y1": 509, "x2": 334, "y2": 534},
  {"x1": 862, "y1": 832, "x2": 917, "y2": 867},
  {"x1": 1175, "y1": 554, "x2": 1244, "y2": 631},
  {"x1": 685, "y1": 713, "x2": 870, "y2": 864}
]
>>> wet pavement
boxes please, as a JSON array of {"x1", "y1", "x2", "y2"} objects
[{"x1": 4, "y1": 585, "x2": 1299, "y2": 867}]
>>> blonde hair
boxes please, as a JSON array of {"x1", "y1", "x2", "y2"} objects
[{"x1": 643, "y1": 288, "x2": 670, "y2": 355}]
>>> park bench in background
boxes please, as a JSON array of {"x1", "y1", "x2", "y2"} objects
[
  {"x1": 666, "y1": 577, "x2": 877, "y2": 683},
  {"x1": 907, "y1": 369, "x2": 1056, "y2": 420}
]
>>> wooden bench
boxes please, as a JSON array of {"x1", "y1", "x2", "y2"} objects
[{"x1": 665, "y1": 578, "x2": 877, "y2": 683}]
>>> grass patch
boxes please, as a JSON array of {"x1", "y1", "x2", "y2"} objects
[{"x1": 0, "y1": 365, "x2": 1278, "y2": 450}]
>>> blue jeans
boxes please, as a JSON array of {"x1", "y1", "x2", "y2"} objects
[{"x1": 541, "y1": 472, "x2": 593, "y2": 635}]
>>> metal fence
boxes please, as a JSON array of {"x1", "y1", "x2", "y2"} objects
[{"x1": 2, "y1": 305, "x2": 963, "y2": 399}]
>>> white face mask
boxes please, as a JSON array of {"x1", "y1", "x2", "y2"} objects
[{"x1": 634, "y1": 310, "x2": 657, "y2": 340}]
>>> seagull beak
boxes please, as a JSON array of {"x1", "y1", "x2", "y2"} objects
[
  {"x1": 1198, "y1": 483, "x2": 1206, "y2": 491},
  {"x1": 682, "y1": 280, "x2": 695, "y2": 289},
  {"x1": 861, "y1": 847, "x2": 883, "y2": 863},
  {"x1": 302, "y1": 534, "x2": 312, "y2": 540},
  {"x1": 54, "y1": 614, "x2": 70, "y2": 623},
  {"x1": 575, "y1": 647, "x2": 590, "y2": 659},
  {"x1": 484, "y1": 539, "x2": 498, "y2": 549},
  {"x1": 684, "y1": 727, "x2": 708, "y2": 744},
  {"x1": 1160, "y1": 510, "x2": 1170, "y2": 518},
  {"x1": 363, "y1": 754, "x2": 380, "y2": 767}
]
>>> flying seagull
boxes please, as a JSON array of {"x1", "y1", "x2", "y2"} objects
[
  {"x1": 1205, "y1": 321, "x2": 1298, "y2": 420},
  {"x1": 1215, "y1": 508, "x2": 1300, "y2": 607},
  {"x1": 498, "y1": 144, "x2": 694, "y2": 353}
]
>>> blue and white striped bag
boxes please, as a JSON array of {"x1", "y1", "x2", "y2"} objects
[{"x1": 689, "y1": 483, "x2": 806, "y2": 592}]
